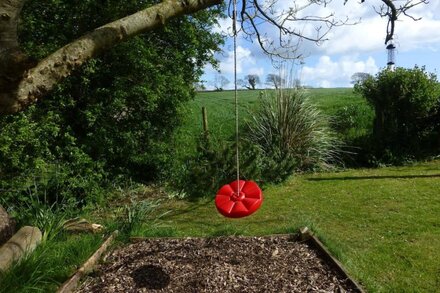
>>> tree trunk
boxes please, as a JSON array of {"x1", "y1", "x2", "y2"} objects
[{"x1": 0, "y1": 0, "x2": 222, "y2": 114}]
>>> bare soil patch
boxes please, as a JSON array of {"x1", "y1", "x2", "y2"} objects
[{"x1": 77, "y1": 235, "x2": 358, "y2": 292}]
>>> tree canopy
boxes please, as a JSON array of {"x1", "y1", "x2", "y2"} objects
[
  {"x1": 0, "y1": 0, "x2": 224, "y2": 204},
  {"x1": 0, "y1": 0, "x2": 428, "y2": 114}
]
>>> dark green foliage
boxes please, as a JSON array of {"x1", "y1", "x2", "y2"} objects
[
  {"x1": 0, "y1": 1, "x2": 223, "y2": 208},
  {"x1": 332, "y1": 103, "x2": 375, "y2": 166},
  {"x1": 0, "y1": 108, "x2": 106, "y2": 208},
  {"x1": 354, "y1": 66, "x2": 440, "y2": 163},
  {"x1": 174, "y1": 134, "x2": 264, "y2": 198}
]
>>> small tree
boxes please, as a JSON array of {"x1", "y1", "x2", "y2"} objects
[
  {"x1": 355, "y1": 66, "x2": 440, "y2": 155},
  {"x1": 351, "y1": 72, "x2": 372, "y2": 85},
  {"x1": 245, "y1": 74, "x2": 260, "y2": 90},
  {"x1": 266, "y1": 74, "x2": 285, "y2": 89},
  {"x1": 212, "y1": 74, "x2": 230, "y2": 91}
]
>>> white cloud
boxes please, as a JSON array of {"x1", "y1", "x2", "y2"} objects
[
  {"x1": 301, "y1": 55, "x2": 379, "y2": 88},
  {"x1": 247, "y1": 67, "x2": 265, "y2": 77},
  {"x1": 203, "y1": 1, "x2": 440, "y2": 89},
  {"x1": 395, "y1": 18, "x2": 440, "y2": 52},
  {"x1": 317, "y1": 1, "x2": 440, "y2": 55},
  {"x1": 202, "y1": 46, "x2": 265, "y2": 90},
  {"x1": 219, "y1": 46, "x2": 256, "y2": 75},
  {"x1": 260, "y1": 0, "x2": 440, "y2": 56}
]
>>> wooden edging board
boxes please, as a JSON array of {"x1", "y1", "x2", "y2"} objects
[
  {"x1": 57, "y1": 230, "x2": 119, "y2": 293},
  {"x1": 299, "y1": 227, "x2": 365, "y2": 293},
  {"x1": 0, "y1": 226, "x2": 42, "y2": 273},
  {"x1": 130, "y1": 227, "x2": 365, "y2": 293}
]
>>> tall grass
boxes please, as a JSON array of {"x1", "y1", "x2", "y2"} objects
[
  {"x1": 0, "y1": 233, "x2": 102, "y2": 293},
  {"x1": 246, "y1": 89, "x2": 343, "y2": 172}
]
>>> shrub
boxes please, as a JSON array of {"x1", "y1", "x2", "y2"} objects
[
  {"x1": 118, "y1": 199, "x2": 165, "y2": 237},
  {"x1": 0, "y1": 109, "x2": 106, "y2": 208},
  {"x1": 0, "y1": 0, "x2": 223, "y2": 209},
  {"x1": 246, "y1": 89, "x2": 342, "y2": 177},
  {"x1": 171, "y1": 134, "x2": 264, "y2": 198},
  {"x1": 355, "y1": 66, "x2": 440, "y2": 161}
]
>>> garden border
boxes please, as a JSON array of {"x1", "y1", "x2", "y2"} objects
[
  {"x1": 58, "y1": 227, "x2": 365, "y2": 292},
  {"x1": 130, "y1": 227, "x2": 365, "y2": 292},
  {"x1": 57, "y1": 230, "x2": 118, "y2": 293},
  {"x1": 298, "y1": 227, "x2": 365, "y2": 293}
]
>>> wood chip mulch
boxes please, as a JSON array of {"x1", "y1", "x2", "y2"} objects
[{"x1": 77, "y1": 235, "x2": 358, "y2": 292}]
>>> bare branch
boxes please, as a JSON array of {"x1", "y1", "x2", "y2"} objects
[
  {"x1": 354, "y1": 0, "x2": 429, "y2": 44},
  {"x1": 231, "y1": 0, "x2": 350, "y2": 60}
]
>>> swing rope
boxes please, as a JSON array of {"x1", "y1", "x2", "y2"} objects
[
  {"x1": 232, "y1": 0, "x2": 240, "y2": 190},
  {"x1": 214, "y1": 1, "x2": 263, "y2": 219}
]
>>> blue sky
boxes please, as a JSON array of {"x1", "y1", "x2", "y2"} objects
[{"x1": 202, "y1": 0, "x2": 440, "y2": 89}]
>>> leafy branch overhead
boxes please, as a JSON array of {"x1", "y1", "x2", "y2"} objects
[
  {"x1": 0, "y1": 0, "x2": 429, "y2": 114},
  {"x1": 0, "y1": 0, "x2": 222, "y2": 114}
]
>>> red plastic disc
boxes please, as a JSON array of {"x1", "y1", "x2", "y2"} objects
[{"x1": 215, "y1": 180, "x2": 263, "y2": 218}]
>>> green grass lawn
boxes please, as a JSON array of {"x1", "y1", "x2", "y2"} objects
[
  {"x1": 5, "y1": 160, "x2": 438, "y2": 292},
  {"x1": 137, "y1": 160, "x2": 440, "y2": 292}
]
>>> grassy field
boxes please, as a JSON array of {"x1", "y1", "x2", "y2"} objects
[
  {"x1": 173, "y1": 88, "x2": 367, "y2": 159},
  {"x1": 138, "y1": 160, "x2": 440, "y2": 292},
  {"x1": 183, "y1": 88, "x2": 364, "y2": 136}
]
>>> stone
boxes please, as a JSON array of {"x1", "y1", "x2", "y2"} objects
[{"x1": 0, "y1": 204, "x2": 15, "y2": 245}]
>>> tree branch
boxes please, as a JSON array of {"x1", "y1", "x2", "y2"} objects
[
  {"x1": 352, "y1": 0, "x2": 429, "y2": 44},
  {"x1": 0, "y1": 0, "x2": 222, "y2": 114},
  {"x1": 233, "y1": 0, "x2": 348, "y2": 60}
]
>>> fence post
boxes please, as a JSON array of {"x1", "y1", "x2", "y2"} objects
[{"x1": 202, "y1": 106, "x2": 209, "y2": 134}]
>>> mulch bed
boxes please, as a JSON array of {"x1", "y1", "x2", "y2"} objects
[{"x1": 77, "y1": 235, "x2": 358, "y2": 292}]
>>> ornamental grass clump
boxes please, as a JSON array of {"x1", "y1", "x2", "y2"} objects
[{"x1": 246, "y1": 89, "x2": 342, "y2": 179}]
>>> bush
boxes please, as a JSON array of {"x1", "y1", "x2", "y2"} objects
[
  {"x1": 0, "y1": 109, "x2": 106, "y2": 208},
  {"x1": 354, "y1": 66, "x2": 440, "y2": 161},
  {"x1": 171, "y1": 134, "x2": 264, "y2": 198},
  {"x1": 0, "y1": 1, "x2": 223, "y2": 209},
  {"x1": 246, "y1": 89, "x2": 342, "y2": 177}
]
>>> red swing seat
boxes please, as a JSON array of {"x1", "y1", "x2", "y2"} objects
[{"x1": 215, "y1": 180, "x2": 263, "y2": 218}]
